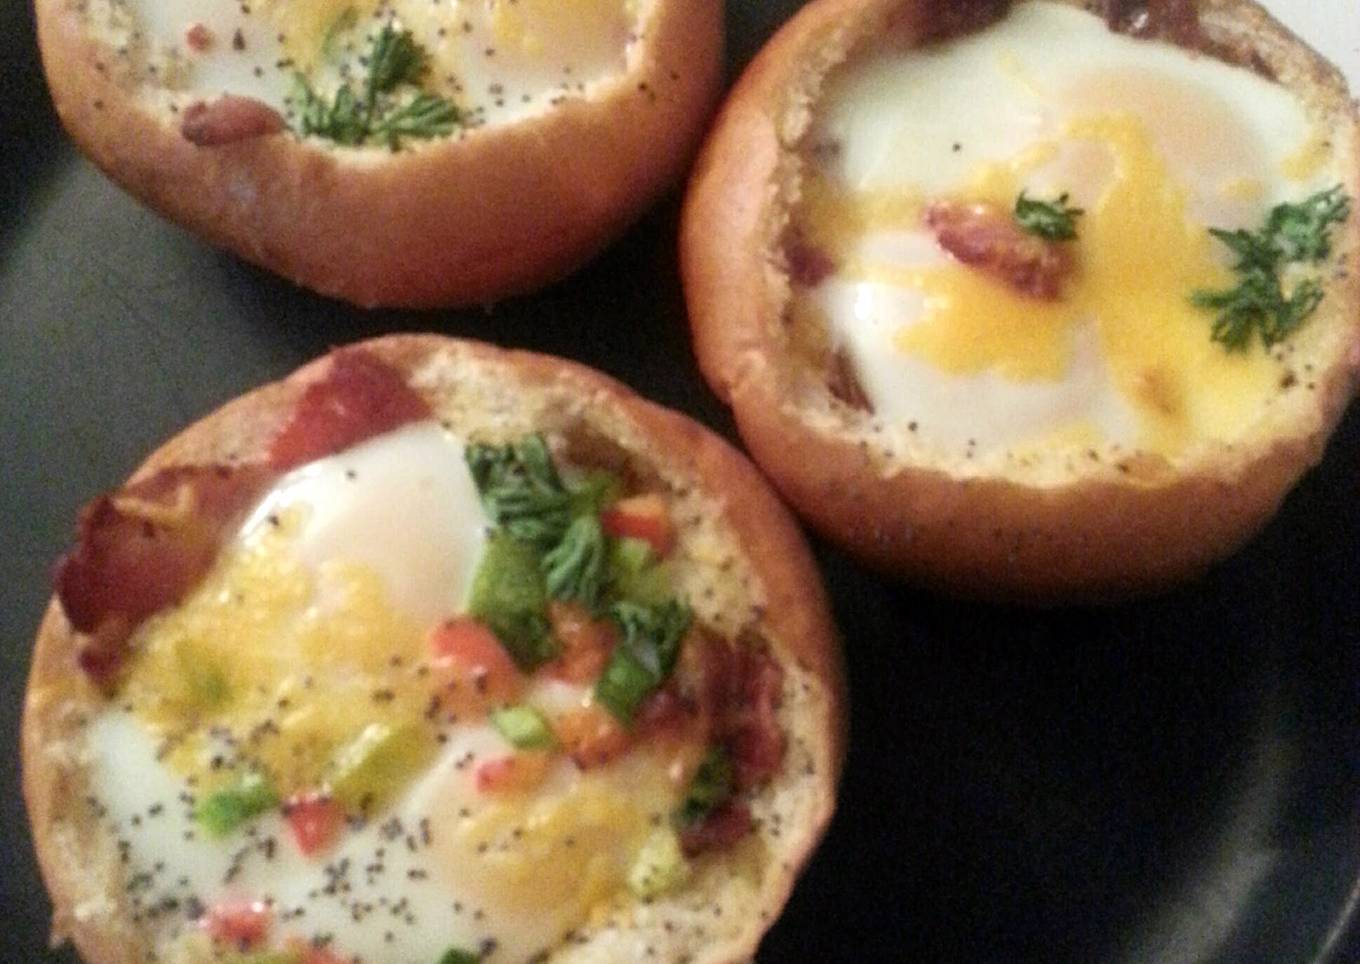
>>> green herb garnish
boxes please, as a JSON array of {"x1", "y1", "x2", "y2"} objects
[
  {"x1": 543, "y1": 514, "x2": 608, "y2": 609},
  {"x1": 468, "y1": 533, "x2": 557, "y2": 671},
  {"x1": 490, "y1": 705, "x2": 557, "y2": 750},
  {"x1": 320, "y1": 6, "x2": 358, "y2": 60},
  {"x1": 1192, "y1": 186, "x2": 1350, "y2": 350},
  {"x1": 595, "y1": 599, "x2": 692, "y2": 724},
  {"x1": 293, "y1": 22, "x2": 459, "y2": 149},
  {"x1": 466, "y1": 435, "x2": 574, "y2": 550},
  {"x1": 1014, "y1": 191, "x2": 1084, "y2": 241},
  {"x1": 674, "y1": 746, "x2": 735, "y2": 829},
  {"x1": 195, "y1": 771, "x2": 278, "y2": 838},
  {"x1": 437, "y1": 949, "x2": 481, "y2": 964}
]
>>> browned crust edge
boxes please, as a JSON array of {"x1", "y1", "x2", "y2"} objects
[
  {"x1": 34, "y1": 1, "x2": 723, "y2": 308},
  {"x1": 22, "y1": 334, "x2": 847, "y2": 964},
  {"x1": 680, "y1": 0, "x2": 1360, "y2": 604}
]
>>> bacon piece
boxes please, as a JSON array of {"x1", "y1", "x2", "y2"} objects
[
  {"x1": 927, "y1": 0, "x2": 1009, "y2": 40},
  {"x1": 1099, "y1": 0, "x2": 1271, "y2": 76},
  {"x1": 687, "y1": 634, "x2": 786, "y2": 791},
  {"x1": 726, "y1": 649, "x2": 786, "y2": 790},
  {"x1": 634, "y1": 685, "x2": 698, "y2": 741},
  {"x1": 181, "y1": 95, "x2": 286, "y2": 146},
  {"x1": 926, "y1": 200, "x2": 1074, "y2": 300},
  {"x1": 889, "y1": 0, "x2": 1010, "y2": 44},
  {"x1": 54, "y1": 464, "x2": 276, "y2": 682},
  {"x1": 786, "y1": 237, "x2": 836, "y2": 288},
  {"x1": 1103, "y1": 0, "x2": 1200, "y2": 43},
  {"x1": 827, "y1": 349, "x2": 872, "y2": 412},
  {"x1": 185, "y1": 23, "x2": 214, "y2": 52},
  {"x1": 268, "y1": 350, "x2": 431, "y2": 471},
  {"x1": 679, "y1": 802, "x2": 753, "y2": 857}
]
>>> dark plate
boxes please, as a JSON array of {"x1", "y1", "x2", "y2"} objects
[{"x1": 4, "y1": 3, "x2": 1360, "y2": 962}]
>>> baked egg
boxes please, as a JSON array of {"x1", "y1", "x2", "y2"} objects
[
  {"x1": 791, "y1": 1, "x2": 1352, "y2": 467},
  {"x1": 109, "y1": 0, "x2": 642, "y2": 129},
  {"x1": 78, "y1": 421, "x2": 730, "y2": 962}
]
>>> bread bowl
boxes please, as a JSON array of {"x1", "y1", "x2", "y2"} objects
[
  {"x1": 35, "y1": 0, "x2": 722, "y2": 308},
  {"x1": 681, "y1": 0, "x2": 1360, "y2": 603},
  {"x1": 22, "y1": 335, "x2": 845, "y2": 963}
]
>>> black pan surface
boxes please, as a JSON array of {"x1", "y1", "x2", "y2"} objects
[{"x1": 3, "y1": 3, "x2": 1359, "y2": 962}]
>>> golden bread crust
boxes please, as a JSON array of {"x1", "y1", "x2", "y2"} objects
[
  {"x1": 35, "y1": 1, "x2": 722, "y2": 308},
  {"x1": 681, "y1": 0, "x2": 1360, "y2": 603},
  {"x1": 23, "y1": 335, "x2": 845, "y2": 963}
]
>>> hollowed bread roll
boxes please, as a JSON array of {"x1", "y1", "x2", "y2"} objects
[{"x1": 36, "y1": 0, "x2": 722, "y2": 307}]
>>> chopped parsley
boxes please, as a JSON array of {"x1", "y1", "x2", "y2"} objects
[
  {"x1": 466, "y1": 435, "x2": 690, "y2": 708},
  {"x1": 542, "y1": 513, "x2": 608, "y2": 609},
  {"x1": 194, "y1": 771, "x2": 278, "y2": 838},
  {"x1": 595, "y1": 599, "x2": 692, "y2": 724},
  {"x1": 674, "y1": 746, "x2": 735, "y2": 829},
  {"x1": 467, "y1": 533, "x2": 556, "y2": 671},
  {"x1": 466, "y1": 435, "x2": 574, "y2": 550},
  {"x1": 437, "y1": 949, "x2": 481, "y2": 964},
  {"x1": 1192, "y1": 186, "x2": 1350, "y2": 350},
  {"x1": 1014, "y1": 191, "x2": 1084, "y2": 241},
  {"x1": 490, "y1": 705, "x2": 557, "y2": 750},
  {"x1": 293, "y1": 22, "x2": 459, "y2": 149}
]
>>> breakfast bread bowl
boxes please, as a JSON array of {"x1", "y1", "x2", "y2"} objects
[
  {"x1": 682, "y1": 0, "x2": 1360, "y2": 603},
  {"x1": 35, "y1": 0, "x2": 722, "y2": 307},
  {"x1": 23, "y1": 334, "x2": 845, "y2": 963}
]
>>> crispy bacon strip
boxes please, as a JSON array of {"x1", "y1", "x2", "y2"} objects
[
  {"x1": 181, "y1": 95, "x2": 286, "y2": 147},
  {"x1": 54, "y1": 464, "x2": 276, "y2": 681},
  {"x1": 1099, "y1": 0, "x2": 1272, "y2": 77},
  {"x1": 268, "y1": 349, "x2": 431, "y2": 470},
  {"x1": 926, "y1": 200, "x2": 1074, "y2": 300},
  {"x1": 680, "y1": 802, "x2": 753, "y2": 857},
  {"x1": 57, "y1": 351, "x2": 432, "y2": 682},
  {"x1": 786, "y1": 236, "x2": 836, "y2": 288},
  {"x1": 691, "y1": 634, "x2": 787, "y2": 790}
]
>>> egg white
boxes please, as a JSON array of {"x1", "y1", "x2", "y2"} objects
[
  {"x1": 85, "y1": 421, "x2": 687, "y2": 961},
  {"x1": 238, "y1": 420, "x2": 487, "y2": 628},
  {"x1": 123, "y1": 0, "x2": 641, "y2": 127}
]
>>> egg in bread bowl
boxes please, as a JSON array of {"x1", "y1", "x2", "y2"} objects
[
  {"x1": 681, "y1": 0, "x2": 1360, "y2": 602},
  {"x1": 22, "y1": 335, "x2": 845, "y2": 963},
  {"x1": 35, "y1": 0, "x2": 722, "y2": 307}
]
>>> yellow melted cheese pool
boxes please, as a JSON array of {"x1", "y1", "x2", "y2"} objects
[
  {"x1": 87, "y1": 422, "x2": 686, "y2": 961},
  {"x1": 796, "y1": 1, "x2": 1341, "y2": 462}
]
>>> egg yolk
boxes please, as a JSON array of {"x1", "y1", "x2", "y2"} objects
[
  {"x1": 489, "y1": 0, "x2": 635, "y2": 58},
  {"x1": 433, "y1": 754, "x2": 682, "y2": 935},
  {"x1": 120, "y1": 508, "x2": 439, "y2": 795},
  {"x1": 812, "y1": 111, "x2": 1286, "y2": 457}
]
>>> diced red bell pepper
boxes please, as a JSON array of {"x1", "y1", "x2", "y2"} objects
[
  {"x1": 429, "y1": 617, "x2": 522, "y2": 708},
  {"x1": 283, "y1": 937, "x2": 348, "y2": 964},
  {"x1": 474, "y1": 752, "x2": 551, "y2": 794},
  {"x1": 304, "y1": 949, "x2": 348, "y2": 964},
  {"x1": 284, "y1": 792, "x2": 344, "y2": 857},
  {"x1": 545, "y1": 601, "x2": 615, "y2": 684},
  {"x1": 555, "y1": 704, "x2": 632, "y2": 770},
  {"x1": 601, "y1": 493, "x2": 675, "y2": 557},
  {"x1": 201, "y1": 899, "x2": 272, "y2": 948}
]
